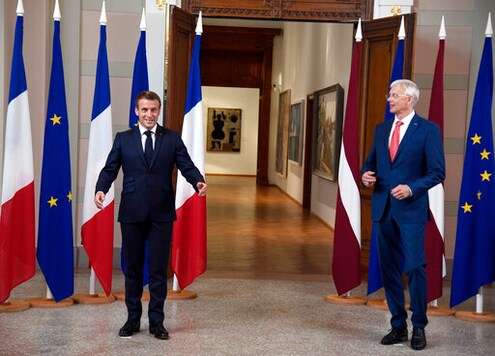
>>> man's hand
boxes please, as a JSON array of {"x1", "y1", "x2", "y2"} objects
[
  {"x1": 95, "y1": 191, "x2": 106, "y2": 209},
  {"x1": 362, "y1": 171, "x2": 376, "y2": 188},
  {"x1": 197, "y1": 182, "x2": 208, "y2": 197},
  {"x1": 390, "y1": 184, "x2": 412, "y2": 200}
]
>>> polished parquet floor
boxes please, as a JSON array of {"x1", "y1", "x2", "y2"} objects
[{"x1": 205, "y1": 175, "x2": 333, "y2": 279}]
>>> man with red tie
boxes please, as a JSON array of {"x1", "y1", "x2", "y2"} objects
[{"x1": 361, "y1": 79, "x2": 445, "y2": 351}]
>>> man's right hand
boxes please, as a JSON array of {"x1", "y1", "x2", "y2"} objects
[
  {"x1": 94, "y1": 191, "x2": 106, "y2": 209},
  {"x1": 362, "y1": 171, "x2": 376, "y2": 188}
]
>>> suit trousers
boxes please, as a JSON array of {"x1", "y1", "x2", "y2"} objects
[
  {"x1": 121, "y1": 218, "x2": 173, "y2": 324},
  {"x1": 375, "y1": 204, "x2": 428, "y2": 329}
]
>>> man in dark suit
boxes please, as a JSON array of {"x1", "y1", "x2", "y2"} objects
[
  {"x1": 95, "y1": 90, "x2": 208, "y2": 340},
  {"x1": 361, "y1": 80, "x2": 445, "y2": 351}
]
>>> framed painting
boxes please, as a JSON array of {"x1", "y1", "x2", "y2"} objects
[
  {"x1": 206, "y1": 107, "x2": 242, "y2": 152},
  {"x1": 288, "y1": 100, "x2": 304, "y2": 165},
  {"x1": 275, "y1": 89, "x2": 291, "y2": 177},
  {"x1": 312, "y1": 83, "x2": 344, "y2": 181}
]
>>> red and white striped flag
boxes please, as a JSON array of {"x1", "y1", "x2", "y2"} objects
[
  {"x1": 0, "y1": 1, "x2": 35, "y2": 304},
  {"x1": 332, "y1": 20, "x2": 363, "y2": 295},
  {"x1": 171, "y1": 13, "x2": 207, "y2": 290},
  {"x1": 425, "y1": 16, "x2": 446, "y2": 303}
]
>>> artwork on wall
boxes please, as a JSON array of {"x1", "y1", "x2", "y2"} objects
[
  {"x1": 312, "y1": 83, "x2": 344, "y2": 181},
  {"x1": 275, "y1": 89, "x2": 291, "y2": 177},
  {"x1": 206, "y1": 107, "x2": 242, "y2": 152},
  {"x1": 288, "y1": 100, "x2": 304, "y2": 165}
]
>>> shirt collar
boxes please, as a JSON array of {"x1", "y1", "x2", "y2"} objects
[
  {"x1": 394, "y1": 110, "x2": 415, "y2": 126},
  {"x1": 138, "y1": 123, "x2": 157, "y2": 135}
]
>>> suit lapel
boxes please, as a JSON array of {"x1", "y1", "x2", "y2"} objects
[
  {"x1": 150, "y1": 125, "x2": 165, "y2": 168},
  {"x1": 394, "y1": 115, "x2": 421, "y2": 162}
]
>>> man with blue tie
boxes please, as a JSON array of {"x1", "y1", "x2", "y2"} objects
[
  {"x1": 95, "y1": 90, "x2": 208, "y2": 339},
  {"x1": 361, "y1": 80, "x2": 445, "y2": 350}
]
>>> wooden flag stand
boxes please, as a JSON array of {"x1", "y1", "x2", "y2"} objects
[
  {"x1": 0, "y1": 300, "x2": 30, "y2": 313},
  {"x1": 454, "y1": 288, "x2": 495, "y2": 323},
  {"x1": 27, "y1": 287, "x2": 74, "y2": 308},
  {"x1": 72, "y1": 293, "x2": 115, "y2": 304},
  {"x1": 168, "y1": 275, "x2": 197, "y2": 300},
  {"x1": 72, "y1": 268, "x2": 115, "y2": 304},
  {"x1": 366, "y1": 298, "x2": 388, "y2": 310},
  {"x1": 27, "y1": 297, "x2": 74, "y2": 308},
  {"x1": 325, "y1": 292, "x2": 366, "y2": 305},
  {"x1": 426, "y1": 300, "x2": 455, "y2": 316}
]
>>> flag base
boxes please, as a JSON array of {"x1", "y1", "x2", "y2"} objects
[
  {"x1": 113, "y1": 291, "x2": 150, "y2": 301},
  {"x1": 72, "y1": 293, "x2": 115, "y2": 304},
  {"x1": 324, "y1": 294, "x2": 366, "y2": 305},
  {"x1": 168, "y1": 289, "x2": 197, "y2": 300},
  {"x1": 454, "y1": 310, "x2": 495, "y2": 323},
  {"x1": 0, "y1": 300, "x2": 30, "y2": 313},
  {"x1": 366, "y1": 298, "x2": 388, "y2": 310},
  {"x1": 427, "y1": 305, "x2": 455, "y2": 316},
  {"x1": 27, "y1": 297, "x2": 74, "y2": 308}
]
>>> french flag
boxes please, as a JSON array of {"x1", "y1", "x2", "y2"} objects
[
  {"x1": 81, "y1": 2, "x2": 114, "y2": 296},
  {"x1": 0, "y1": 1, "x2": 35, "y2": 304},
  {"x1": 172, "y1": 13, "x2": 207, "y2": 290}
]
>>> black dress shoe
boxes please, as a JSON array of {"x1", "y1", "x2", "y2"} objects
[
  {"x1": 381, "y1": 326, "x2": 408, "y2": 345},
  {"x1": 411, "y1": 327, "x2": 427, "y2": 350},
  {"x1": 149, "y1": 322, "x2": 169, "y2": 340},
  {"x1": 119, "y1": 320, "x2": 140, "y2": 337}
]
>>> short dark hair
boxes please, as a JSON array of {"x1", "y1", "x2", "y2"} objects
[{"x1": 135, "y1": 90, "x2": 161, "y2": 109}]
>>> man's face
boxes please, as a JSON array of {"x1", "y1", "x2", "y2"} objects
[
  {"x1": 387, "y1": 84, "x2": 412, "y2": 118},
  {"x1": 135, "y1": 98, "x2": 160, "y2": 129}
]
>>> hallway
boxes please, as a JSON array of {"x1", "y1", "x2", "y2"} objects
[{"x1": 205, "y1": 175, "x2": 333, "y2": 279}]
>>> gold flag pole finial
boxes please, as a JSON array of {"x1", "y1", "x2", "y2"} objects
[
  {"x1": 156, "y1": 0, "x2": 167, "y2": 11},
  {"x1": 391, "y1": 5, "x2": 402, "y2": 16}
]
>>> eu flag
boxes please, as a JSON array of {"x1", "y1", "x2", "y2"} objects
[
  {"x1": 450, "y1": 36, "x2": 495, "y2": 308},
  {"x1": 37, "y1": 18, "x2": 74, "y2": 302}
]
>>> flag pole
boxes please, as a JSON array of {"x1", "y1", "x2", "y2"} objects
[
  {"x1": 0, "y1": 0, "x2": 34, "y2": 313},
  {"x1": 424, "y1": 15, "x2": 454, "y2": 317},
  {"x1": 452, "y1": 13, "x2": 495, "y2": 323},
  {"x1": 27, "y1": 0, "x2": 74, "y2": 309},
  {"x1": 73, "y1": 0, "x2": 115, "y2": 305},
  {"x1": 326, "y1": 18, "x2": 365, "y2": 306},
  {"x1": 168, "y1": 11, "x2": 206, "y2": 301},
  {"x1": 112, "y1": 6, "x2": 152, "y2": 303}
]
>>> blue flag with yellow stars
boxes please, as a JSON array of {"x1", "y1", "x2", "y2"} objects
[
  {"x1": 450, "y1": 36, "x2": 495, "y2": 308},
  {"x1": 37, "y1": 19, "x2": 74, "y2": 302}
]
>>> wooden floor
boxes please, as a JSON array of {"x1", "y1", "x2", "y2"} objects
[{"x1": 206, "y1": 175, "x2": 333, "y2": 279}]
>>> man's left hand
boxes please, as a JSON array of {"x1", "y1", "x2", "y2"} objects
[
  {"x1": 197, "y1": 182, "x2": 208, "y2": 197},
  {"x1": 390, "y1": 184, "x2": 412, "y2": 200}
]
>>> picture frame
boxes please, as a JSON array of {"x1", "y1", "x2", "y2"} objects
[
  {"x1": 206, "y1": 107, "x2": 242, "y2": 152},
  {"x1": 275, "y1": 89, "x2": 291, "y2": 177},
  {"x1": 312, "y1": 83, "x2": 344, "y2": 181},
  {"x1": 288, "y1": 100, "x2": 304, "y2": 165}
]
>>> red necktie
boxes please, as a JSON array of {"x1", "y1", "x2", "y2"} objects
[{"x1": 389, "y1": 120, "x2": 403, "y2": 161}]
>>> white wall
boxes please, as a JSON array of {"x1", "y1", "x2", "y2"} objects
[
  {"x1": 203, "y1": 86, "x2": 259, "y2": 175},
  {"x1": 269, "y1": 21, "x2": 353, "y2": 226}
]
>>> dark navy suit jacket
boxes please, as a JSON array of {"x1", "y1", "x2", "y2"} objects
[
  {"x1": 361, "y1": 114, "x2": 445, "y2": 223},
  {"x1": 96, "y1": 124, "x2": 204, "y2": 223}
]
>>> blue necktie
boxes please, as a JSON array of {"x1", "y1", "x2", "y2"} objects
[{"x1": 144, "y1": 131, "x2": 153, "y2": 166}]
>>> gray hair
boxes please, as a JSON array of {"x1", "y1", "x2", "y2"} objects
[{"x1": 390, "y1": 79, "x2": 420, "y2": 106}]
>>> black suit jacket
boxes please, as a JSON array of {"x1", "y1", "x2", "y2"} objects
[{"x1": 96, "y1": 124, "x2": 204, "y2": 223}]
